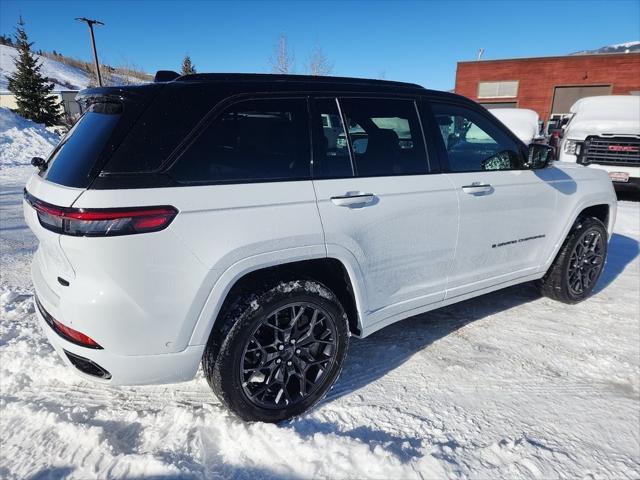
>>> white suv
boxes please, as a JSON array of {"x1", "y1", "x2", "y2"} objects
[{"x1": 24, "y1": 73, "x2": 617, "y2": 422}]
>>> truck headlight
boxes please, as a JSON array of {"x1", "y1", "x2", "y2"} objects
[{"x1": 563, "y1": 139, "x2": 579, "y2": 155}]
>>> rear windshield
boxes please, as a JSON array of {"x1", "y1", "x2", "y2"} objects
[{"x1": 41, "y1": 102, "x2": 121, "y2": 188}]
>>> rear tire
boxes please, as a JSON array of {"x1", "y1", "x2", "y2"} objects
[
  {"x1": 537, "y1": 216, "x2": 608, "y2": 304},
  {"x1": 202, "y1": 279, "x2": 349, "y2": 422}
]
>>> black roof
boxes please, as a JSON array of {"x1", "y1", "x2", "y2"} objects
[
  {"x1": 83, "y1": 71, "x2": 472, "y2": 105},
  {"x1": 174, "y1": 72, "x2": 424, "y2": 90}
]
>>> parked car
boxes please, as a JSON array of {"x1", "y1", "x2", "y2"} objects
[
  {"x1": 488, "y1": 108, "x2": 542, "y2": 144},
  {"x1": 24, "y1": 73, "x2": 616, "y2": 422},
  {"x1": 558, "y1": 95, "x2": 640, "y2": 191}
]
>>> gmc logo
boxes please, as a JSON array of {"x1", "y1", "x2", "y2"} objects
[{"x1": 608, "y1": 145, "x2": 639, "y2": 152}]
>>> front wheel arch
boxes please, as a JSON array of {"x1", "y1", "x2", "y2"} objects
[{"x1": 537, "y1": 215, "x2": 608, "y2": 303}]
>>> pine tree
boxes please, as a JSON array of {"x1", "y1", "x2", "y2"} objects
[
  {"x1": 0, "y1": 34, "x2": 13, "y2": 46},
  {"x1": 7, "y1": 17, "x2": 61, "y2": 126},
  {"x1": 181, "y1": 55, "x2": 196, "y2": 75}
]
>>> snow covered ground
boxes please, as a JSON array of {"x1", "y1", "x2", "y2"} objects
[
  {"x1": 0, "y1": 114, "x2": 638, "y2": 479},
  {"x1": 0, "y1": 44, "x2": 90, "y2": 92},
  {"x1": 1, "y1": 44, "x2": 149, "y2": 93},
  {"x1": 0, "y1": 107, "x2": 60, "y2": 168}
]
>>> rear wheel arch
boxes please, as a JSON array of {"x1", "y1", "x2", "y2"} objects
[
  {"x1": 203, "y1": 258, "x2": 363, "y2": 359},
  {"x1": 203, "y1": 278, "x2": 350, "y2": 422}
]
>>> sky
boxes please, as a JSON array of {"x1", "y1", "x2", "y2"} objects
[{"x1": 1, "y1": 0, "x2": 639, "y2": 90}]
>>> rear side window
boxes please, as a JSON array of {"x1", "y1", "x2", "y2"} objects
[
  {"x1": 41, "y1": 102, "x2": 122, "y2": 188},
  {"x1": 171, "y1": 98, "x2": 311, "y2": 184},
  {"x1": 338, "y1": 98, "x2": 428, "y2": 177}
]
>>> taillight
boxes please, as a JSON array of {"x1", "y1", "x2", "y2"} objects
[
  {"x1": 35, "y1": 296, "x2": 102, "y2": 349},
  {"x1": 24, "y1": 191, "x2": 177, "y2": 237}
]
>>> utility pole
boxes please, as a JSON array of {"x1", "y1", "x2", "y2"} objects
[{"x1": 75, "y1": 17, "x2": 104, "y2": 86}]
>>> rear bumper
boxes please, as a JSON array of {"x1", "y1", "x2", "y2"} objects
[
  {"x1": 33, "y1": 283, "x2": 205, "y2": 386},
  {"x1": 35, "y1": 302, "x2": 204, "y2": 385}
]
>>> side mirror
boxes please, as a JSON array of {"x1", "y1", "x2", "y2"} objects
[{"x1": 527, "y1": 143, "x2": 554, "y2": 169}]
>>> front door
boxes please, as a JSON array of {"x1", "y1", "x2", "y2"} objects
[{"x1": 429, "y1": 101, "x2": 557, "y2": 298}]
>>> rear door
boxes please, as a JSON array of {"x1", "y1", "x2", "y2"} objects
[
  {"x1": 311, "y1": 96, "x2": 458, "y2": 328},
  {"x1": 428, "y1": 101, "x2": 557, "y2": 298}
]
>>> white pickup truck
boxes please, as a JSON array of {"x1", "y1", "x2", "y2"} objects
[{"x1": 558, "y1": 95, "x2": 640, "y2": 191}]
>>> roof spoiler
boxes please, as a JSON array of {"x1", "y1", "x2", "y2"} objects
[{"x1": 154, "y1": 70, "x2": 180, "y2": 83}]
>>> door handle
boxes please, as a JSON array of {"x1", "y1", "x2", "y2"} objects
[
  {"x1": 330, "y1": 193, "x2": 376, "y2": 207},
  {"x1": 461, "y1": 184, "x2": 494, "y2": 195}
]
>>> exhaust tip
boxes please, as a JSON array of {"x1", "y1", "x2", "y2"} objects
[{"x1": 64, "y1": 350, "x2": 112, "y2": 380}]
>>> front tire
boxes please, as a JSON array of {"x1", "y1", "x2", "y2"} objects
[
  {"x1": 537, "y1": 216, "x2": 608, "y2": 304},
  {"x1": 202, "y1": 280, "x2": 349, "y2": 422}
]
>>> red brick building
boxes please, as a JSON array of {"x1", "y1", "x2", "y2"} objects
[{"x1": 455, "y1": 53, "x2": 640, "y2": 121}]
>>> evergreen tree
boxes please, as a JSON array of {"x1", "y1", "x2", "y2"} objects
[
  {"x1": 181, "y1": 55, "x2": 196, "y2": 75},
  {"x1": 0, "y1": 34, "x2": 13, "y2": 46},
  {"x1": 7, "y1": 18, "x2": 61, "y2": 126}
]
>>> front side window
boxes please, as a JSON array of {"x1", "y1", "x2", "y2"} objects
[
  {"x1": 338, "y1": 98, "x2": 428, "y2": 177},
  {"x1": 431, "y1": 103, "x2": 523, "y2": 172},
  {"x1": 171, "y1": 98, "x2": 310, "y2": 184}
]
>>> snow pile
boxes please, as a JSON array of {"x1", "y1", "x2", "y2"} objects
[
  {"x1": 0, "y1": 107, "x2": 59, "y2": 169},
  {"x1": 0, "y1": 44, "x2": 90, "y2": 92}
]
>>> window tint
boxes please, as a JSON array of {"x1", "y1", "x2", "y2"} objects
[
  {"x1": 339, "y1": 98, "x2": 428, "y2": 177},
  {"x1": 314, "y1": 99, "x2": 353, "y2": 178},
  {"x1": 171, "y1": 98, "x2": 310, "y2": 184},
  {"x1": 104, "y1": 85, "x2": 223, "y2": 174},
  {"x1": 41, "y1": 103, "x2": 122, "y2": 188},
  {"x1": 431, "y1": 103, "x2": 522, "y2": 172}
]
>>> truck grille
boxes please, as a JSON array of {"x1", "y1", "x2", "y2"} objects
[{"x1": 579, "y1": 136, "x2": 640, "y2": 167}]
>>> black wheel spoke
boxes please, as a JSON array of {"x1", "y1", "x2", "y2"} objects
[
  {"x1": 567, "y1": 228, "x2": 605, "y2": 296},
  {"x1": 240, "y1": 301, "x2": 338, "y2": 410}
]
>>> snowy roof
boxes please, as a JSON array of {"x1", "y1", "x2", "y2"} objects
[
  {"x1": 570, "y1": 95, "x2": 640, "y2": 120},
  {"x1": 489, "y1": 108, "x2": 539, "y2": 143}
]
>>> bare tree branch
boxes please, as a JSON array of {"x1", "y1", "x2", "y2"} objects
[
  {"x1": 306, "y1": 45, "x2": 333, "y2": 76},
  {"x1": 270, "y1": 33, "x2": 294, "y2": 74}
]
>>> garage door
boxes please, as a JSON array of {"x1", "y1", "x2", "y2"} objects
[{"x1": 551, "y1": 85, "x2": 611, "y2": 114}]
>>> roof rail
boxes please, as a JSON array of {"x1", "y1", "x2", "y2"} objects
[
  {"x1": 174, "y1": 72, "x2": 424, "y2": 89},
  {"x1": 154, "y1": 70, "x2": 180, "y2": 83}
]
